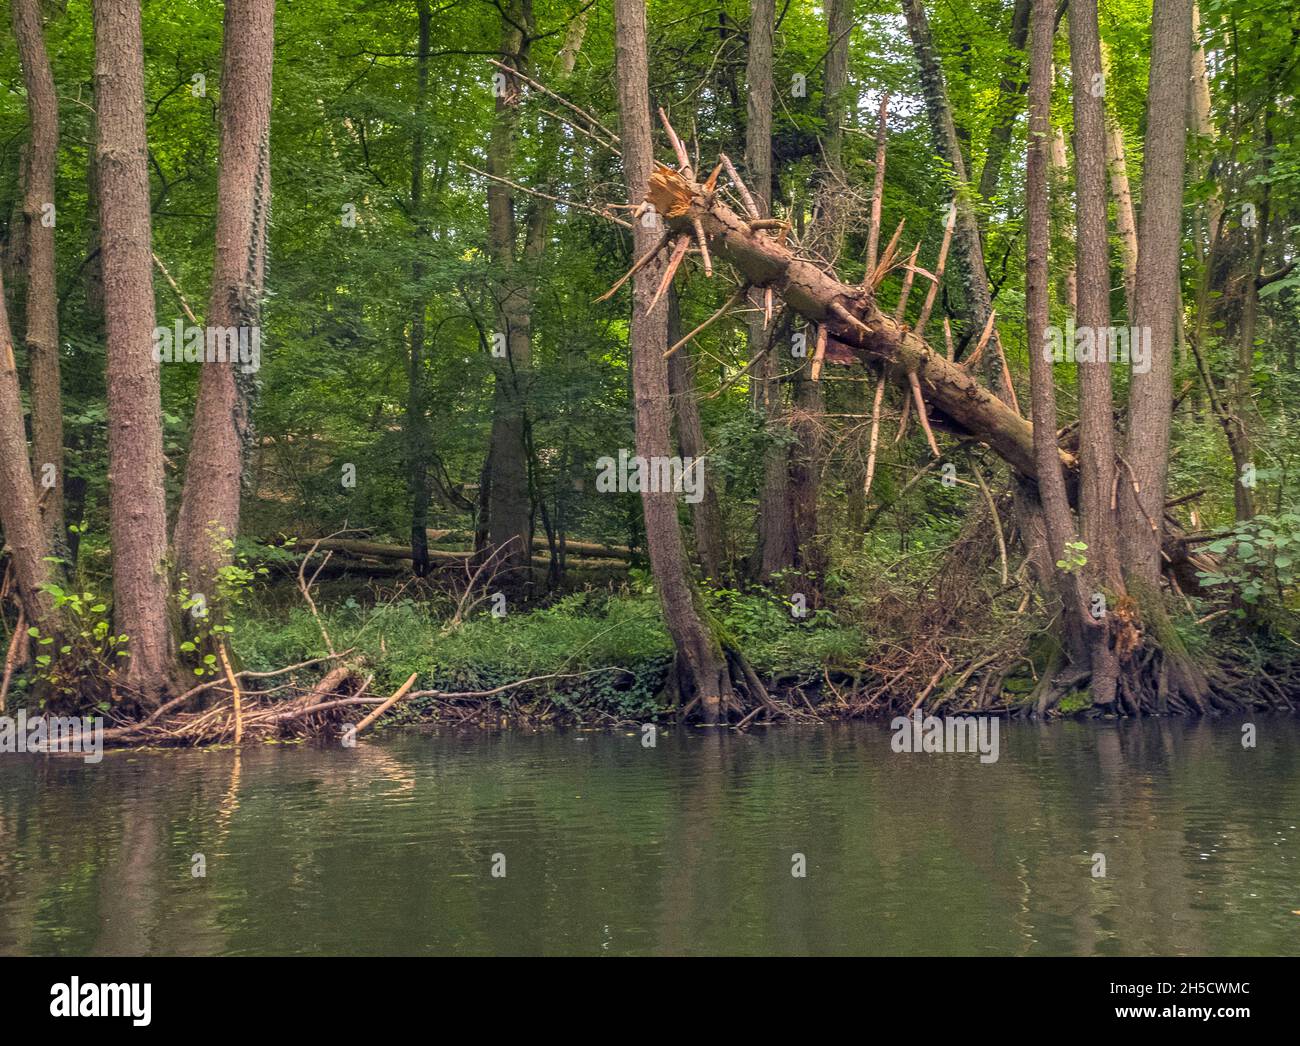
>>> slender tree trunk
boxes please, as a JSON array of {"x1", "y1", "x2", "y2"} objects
[
  {"x1": 667, "y1": 289, "x2": 726, "y2": 580},
  {"x1": 482, "y1": 2, "x2": 536, "y2": 591},
  {"x1": 1026, "y1": 0, "x2": 1087, "y2": 665},
  {"x1": 1070, "y1": 0, "x2": 1124, "y2": 704},
  {"x1": 0, "y1": 270, "x2": 55, "y2": 626},
  {"x1": 1122, "y1": 0, "x2": 1193, "y2": 585},
  {"x1": 93, "y1": 0, "x2": 174, "y2": 702},
  {"x1": 1101, "y1": 42, "x2": 1139, "y2": 320},
  {"x1": 174, "y1": 0, "x2": 276, "y2": 591},
  {"x1": 614, "y1": 0, "x2": 732, "y2": 724},
  {"x1": 406, "y1": 0, "x2": 433, "y2": 576},
  {"x1": 11, "y1": 0, "x2": 64, "y2": 544},
  {"x1": 1050, "y1": 122, "x2": 1077, "y2": 312},
  {"x1": 745, "y1": 0, "x2": 794, "y2": 581}
]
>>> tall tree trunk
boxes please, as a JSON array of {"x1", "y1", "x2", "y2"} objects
[
  {"x1": 1070, "y1": 0, "x2": 1124, "y2": 705},
  {"x1": 174, "y1": 0, "x2": 276, "y2": 592},
  {"x1": 613, "y1": 0, "x2": 732, "y2": 724},
  {"x1": 483, "y1": 1, "x2": 536, "y2": 592},
  {"x1": 1101, "y1": 42, "x2": 1139, "y2": 320},
  {"x1": 746, "y1": 0, "x2": 794, "y2": 580},
  {"x1": 1026, "y1": 0, "x2": 1087, "y2": 666},
  {"x1": 406, "y1": 0, "x2": 433, "y2": 576},
  {"x1": 667, "y1": 288, "x2": 726, "y2": 579},
  {"x1": 93, "y1": 0, "x2": 174, "y2": 701},
  {"x1": 11, "y1": 0, "x2": 64, "y2": 544},
  {"x1": 1122, "y1": 0, "x2": 1193, "y2": 586},
  {"x1": 0, "y1": 270, "x2": 55, "y2": 627}
]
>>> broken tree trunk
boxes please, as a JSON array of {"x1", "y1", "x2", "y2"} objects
[{"x1": 646, "y1": 163, "x2": 1051, "y2": 480}]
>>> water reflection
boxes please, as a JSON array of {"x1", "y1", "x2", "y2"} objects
[{"x1": 0, "y1": 718, "x2": 1297, "y2": 955}]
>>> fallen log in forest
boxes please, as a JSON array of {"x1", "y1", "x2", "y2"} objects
[{"x1": 266, "y1": 536, "x2": 629, "y2": 572}]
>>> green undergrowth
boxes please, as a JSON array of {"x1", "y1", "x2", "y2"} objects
[{"x1": 233, "y1": 584, "x2": 869, "y2": 719}]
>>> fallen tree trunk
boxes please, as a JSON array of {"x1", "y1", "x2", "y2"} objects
[
  {"x1": 425, "y1": 529, "x2": 632, "y2": 561},
  {"x1": 271, "y1": 536, "x2": 627, "y2": 572},
  {"x1": 645, "y1": 164, "x2": 1057, "y2": 480},
  {"x1": 641, "y1": 163, "x2": 1214, "y2": 574}
]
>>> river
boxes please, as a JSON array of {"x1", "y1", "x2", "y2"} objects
[{"x1": 1, "y1": 718, "x2": 1297, "y2": 955}]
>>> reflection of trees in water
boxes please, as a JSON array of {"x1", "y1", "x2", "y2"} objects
[{"x1": 1, "y1": 721, "x2": 1298, "y2": 955}]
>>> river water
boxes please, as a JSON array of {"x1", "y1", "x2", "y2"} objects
[{"x1": 1, "y1": 718, "x2": 1297, "y2": 955}]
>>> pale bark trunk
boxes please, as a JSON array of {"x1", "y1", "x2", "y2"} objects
[
  {"x1": 0, "y1": 269, "x2": 55, "y2": 626},
  {"x1": 614, "y1": 0, "x2": 731, "y2": 723},
  {"x1": 94, "y1": 0, "x2": 174, "y2": 701},
  {"x1": 174, "y1": 0, "x2": 275, "y2": 591},
  {"x1": 1122, "y1": 0, "x2": 1194, "y2": 585},
  {"x1": 11, "y1": 0, "x2": 64, "y2": 543},
  {"x1": 1101, "y1": 42, "x2": 1139, "y2": 320}
]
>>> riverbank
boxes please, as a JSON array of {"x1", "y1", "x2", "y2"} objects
[{"x1": 7, "y1": 583, "x2": 1288, "y2": 750}]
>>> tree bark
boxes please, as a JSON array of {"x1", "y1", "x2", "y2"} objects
[
  {"x1": 483, "y1": 1, "x2": 537, "y2": 591},
  {"x1": 11, "y1": 0, "x2": 64, "y2": 543},
  {"x1": 93, "y1": 0, "x2": 174, "y2": 701},
  {"x1": 614, "y1": 0, "x2": 732, "y2": 724},
  {"x1": 667, "y1": 288, "x2": 726, "y2": 579},
  {"x1": 745, "y1": 0, "x2": 795, "y2": 581},
  {"x1": 1122, "y1": 0, "x2": 1193, "y2": 585},
  {"x1": 406, "y1": 0, "x2": 433, "y2": 576},
  {"x1": 1026, "y1": 0, "x2": 1087, "y2": 664},
  {"x1": 1070, "y1": 0, "x2": 1124, "y2": 704},
  {"x1": 174, "y1": 0, "x2": 275, "y2": 592},
  {"x1": 0, "y1": 269, "x2": 55, "y2": 626}
]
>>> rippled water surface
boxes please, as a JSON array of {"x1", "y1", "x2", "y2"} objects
[{"x1": 1, "y1": 718, "x2": 1298, "y2": 955}]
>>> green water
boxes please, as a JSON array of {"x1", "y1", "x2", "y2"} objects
[{"x1": 1, "y1": 719, "x2": 1298, "y2": 955}]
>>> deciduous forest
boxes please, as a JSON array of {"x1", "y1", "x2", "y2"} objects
[{"x1": 2, "y1": 0, "x2": 1298, "y2": 740}]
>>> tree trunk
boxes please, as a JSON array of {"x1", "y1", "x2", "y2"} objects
[
  {"x1": 1070, "y1": 0, "x2": 1125, "y2": 704},
  {"x1": 174, "y1": 0, "x2": 275, "y2": 592},
  {"x1": 614, "y1": 0, "x2": 732, "y2": 724},
  {"x1": 0, "y1": 269, "x2": 55, "y2": 626},
  {"x1": 1122, "y1": 0, "x2": 1193, "y2": 585},
  {"x1": 406, "y1": 0, "x2": 433, "y2": 576},
  {"x1": 745, "y1": 0, "x2": 794, "y2": 581},
  {"x1": 1026, "y1": 0, "x2": 1088, "y2": 666},
  {"x1": 93, "y1": 0, "x2": 175, "y2": 701},
  {"x1": 482, "y1": 2, "x2": 536, "y2": 592},
  {"x1": 1101, "y1": 42, "x2": 1139, "y2": 321},
  {"x1": 667, "y1": 288, "x2": 726, "y2": 580},
  {"x1": 11, "y1": 0, "x2": 64, "y2": 544}
]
